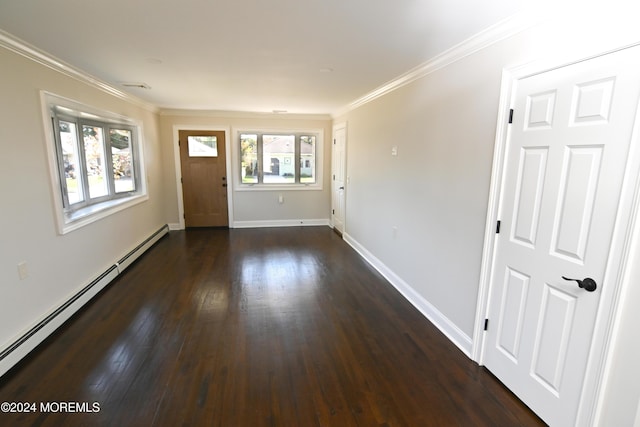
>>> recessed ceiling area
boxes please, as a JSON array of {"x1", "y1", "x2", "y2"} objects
[{"x1": 0, "y1": 0, "x2": 524, "y2": 114}]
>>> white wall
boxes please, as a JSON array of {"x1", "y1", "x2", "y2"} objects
[
  {"x1": 0, "y1": 46, "x2": 165, "y2": 359},
  {"x1": 334, "y1": 8, "x2": 640, "y2": 425},
  {"x1": 334, "y1": 30, "x2": 530, "y2": 342},
  {"x1": 158, "y1": 112, "x2": 332, "y2": 227}
]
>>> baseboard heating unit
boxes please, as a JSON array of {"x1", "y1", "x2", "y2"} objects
[{"x1": 0, "y1": 224, "x2": 170, "y2": 377}]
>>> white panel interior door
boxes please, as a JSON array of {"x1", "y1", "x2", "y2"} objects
[
  {"x1": 332, "y1": 124, "x2": 346, "y2": 234},
  {"x1": 484, "y1": 46, "x2": 640, "y2": 426}
]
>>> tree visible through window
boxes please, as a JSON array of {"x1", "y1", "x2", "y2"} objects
[
  {"x1": 53, "y1": 111, "x2": 140, "y2": 210},
  {"x1": 239, "y1": 132, "x2": 317, "y2": 185}
]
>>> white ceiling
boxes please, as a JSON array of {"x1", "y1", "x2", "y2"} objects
[{"x1": 0, "y1": 0, "x2": 524, "y2": 115}]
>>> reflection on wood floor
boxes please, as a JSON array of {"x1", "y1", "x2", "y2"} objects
[{"x1": 0, "y1": 227, "x2": 544, "y2": 426}]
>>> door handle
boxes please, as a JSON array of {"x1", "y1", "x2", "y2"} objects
[
  {"x1": 562, "y1": 276, "x2": 597, "y2": 292},
  {"x1": 339, "y1": 186, "x2": 344, "y2": 190}
]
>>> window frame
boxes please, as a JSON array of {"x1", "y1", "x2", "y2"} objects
[
  {"x1": 235, "y1": 128, "x2": 323, "y2": 191},
  {"x1": 52, "y1": 116, "x2": 140, "y2": 211},
  {"x1": 41, "y1": 92, "x2": 148, "y2": 234}
]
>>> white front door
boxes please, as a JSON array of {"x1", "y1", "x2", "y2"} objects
[
  {"x1": 332, "y1": 124, "x2": 347, "y2": 234},
  {"x1": 483, "y1": 46, "x2": 640, "y2": 426}
]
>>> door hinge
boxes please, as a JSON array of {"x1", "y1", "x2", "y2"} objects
[
  {"x1": 484, "y1": 319, "x2": 489, "y2": 331},
  {"x1": 178, "y1": 140, "x2": 181, "y2": 146},
  {"x1": 181, "y1": 177, "x2": 183, "y2": 184},
  {"x1": 508, "y1": 109, "x2": 514, "y2": 124},
  {"x1": 333, "y1": 174, "x2": 335, "y2": 180},
  {"x1": 496, "y1": 220, "x2": 501, "y2": 234},
  {"x1": 332, "y1": 209, "x2": 335, "y2": 215},
  {"x1": 333, "y1": 139, "x2": 336, "y2": 144}
]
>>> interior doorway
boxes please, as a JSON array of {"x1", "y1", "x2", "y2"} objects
[
  {"x1": 476, "y1": 45, "x2": 640, "y2": 426},
  {"x1": 332, "y1": 123, "x2": 347, "y2": 235}
]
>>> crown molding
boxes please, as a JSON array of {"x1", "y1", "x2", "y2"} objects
[
  {"x1": 0, "y1": 29, "x2": 159, "y2": 113},
  {"x1": 332, "y1": 11, "x2": 539, "y2": 118},
  {"x1": 160, "y1": 108, "x2": 332, "y2": 121},
  {"x1": 1, "y1": 10, "x2": 537, "y2": 120}
]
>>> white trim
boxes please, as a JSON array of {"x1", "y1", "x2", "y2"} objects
[
  {"x1": 172, "y1": 125, "x2": 233, "y2": 229},
  {"x1": 232, "y1": 219, "x2": 330, "y2": 229},
  {"x1": 344, "y1": 232, "x2": 472, "y2": 357},
  {"x1": 1, "y1": 29, "x2": 157, "y2": 113},
  {"x1": 231, "y1": 127, "x2": 325, "y2": 192},
  {"x1": 474, "y1": 43, "x2": 640, "y2": 427},
  {"x1": 40, "y1": 91, "x2": 149, "y2": 235},
  {"x1": 471, "y1": 67, "x2": 515, "y2": 363},
  {"x1": 233, "y1": 185, "x2": 324, "y2": 192},
  {"x1": 161, "y1": 108, "x2": 331, "y2": 121},
  {"x1": 331, "y1": 122, "x2": 348, "y2": 234},
  {"x1": 332, "y1": 11, "x2": 537, "y2": 117}
]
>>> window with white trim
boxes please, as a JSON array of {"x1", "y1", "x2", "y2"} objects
[
  {"x1": 43, "y1": 93, "x2": 147, "y2": 233},
  {"x1": 53, "y1": 117, "x2": 140, "y2": 208},
  {"x1": 239, "y1": 131, "x2": 320, "y2": 187}
]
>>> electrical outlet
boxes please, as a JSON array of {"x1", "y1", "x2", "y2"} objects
[{"x1": 17, "y1": 261, "x2": 29, "y2": 280}]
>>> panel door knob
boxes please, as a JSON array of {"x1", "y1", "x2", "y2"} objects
[{"x1": 562, "y1": 276, "x2": 597, "y2": 292}]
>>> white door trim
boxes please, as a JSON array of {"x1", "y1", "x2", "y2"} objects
[
  {"x1": 331, "y1": 121, "x2": 348, "y2": 234},
  {"x1": 473, "y1": 43, "x2": 640, "y2": 426},
  {"x1": 171, "y1": 124, "x2": 233, "y2": 230}
]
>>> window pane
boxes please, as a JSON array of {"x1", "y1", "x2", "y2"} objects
[
  {"x1": 110, "y1": 129, "x2": 135, "y2": 193},
  {"x1": 83, "y1": 125, "x2": 108, "y2": 198},
  {"x1": 188, "y1": 136, "x2": 218, "y2": 157},
  {"x1": 263, "y1": 135, "x2": 295, "y2": 183},
  {"x1": 241, "y1": 134, "x2": 258, "y2": 184},
  {"x1": 59, "y1": 120, "x2": 84, "y2": 204},
  {"x1": 300, "y1": 135, "x2": 316, "y2": 184}
]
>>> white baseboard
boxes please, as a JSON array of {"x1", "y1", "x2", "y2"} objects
[
  {"x1": 343, "y1": 232, "x2": 473, "y2": 358},
  {"x1": 168, "y1": 222, "x2": 182, "y2": 231},
  {"x1": 232, "y1": 219, "x2": 331, "y2": 228},
  {"x1": 0, "y1": 224, "x2": 170, "y2": 378}
]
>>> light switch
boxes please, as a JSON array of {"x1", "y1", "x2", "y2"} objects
[
  {"x1": 391, "y1": 146, "x2": 398, "y2": 156},
  {"x1": 18, "y1": 261, "x2": 29, "y2": 280}
]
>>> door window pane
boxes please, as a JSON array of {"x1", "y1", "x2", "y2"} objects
[
  {"x1": 188, "y1": 136, "x2": 218, "y2": 157},
  {"x1": 263, "y1": 134, "x2": 295, "y2": 183},
  {"x1": 240, "y1": 134, "x2": 258, "y2": 183},
  {"x1": 59, "y1": 120, "x2": 84, "y2": 204},
  {"x1": 300, "y1": 135, "x2": 316, "y2": 184},
  {"x1": 83, "y1": 125, "x2": 108, "y2": 198},
  {"x1": 110, "y1": 128, "x2": 135, "y2": 193}
]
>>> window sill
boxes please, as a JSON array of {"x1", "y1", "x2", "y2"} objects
[
  {"x1": 235, "y1": 183, "x2": 323, "y2": 191},
  {"x1": 59, "y1": 194, "x2": 148, "y2": 234}
]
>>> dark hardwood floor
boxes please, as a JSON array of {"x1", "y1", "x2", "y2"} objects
[{"x1": 0, "y1": 227, "x2": 545, "y2": 426}]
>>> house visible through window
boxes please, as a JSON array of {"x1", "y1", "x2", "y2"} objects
[{"x1": 240, "y1": 132, "x2": 317, "y2": 185}]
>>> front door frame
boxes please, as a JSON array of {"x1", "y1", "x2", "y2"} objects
[
  {"x1": 472, "y1": 43, "x2": 640, "y2": 426},
  {"x1": 172, "y1": 124, "x2": 233, "y2": 229}
]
